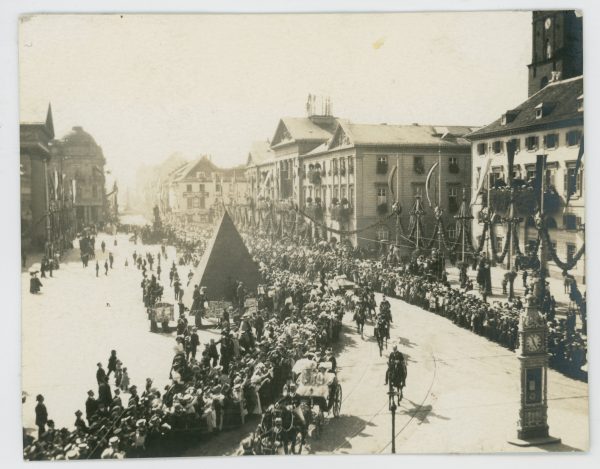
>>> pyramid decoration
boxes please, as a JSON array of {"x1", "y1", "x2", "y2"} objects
[{"x1": 183, "y1": 210, "x2": 262, "y2": 305}]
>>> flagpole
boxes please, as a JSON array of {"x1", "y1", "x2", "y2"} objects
[{"x1": 396, "y1": 154, "x2": 400, "y2": 247}]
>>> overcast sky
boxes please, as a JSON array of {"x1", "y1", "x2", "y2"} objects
[{"x1": 19, "y1": 12, "x2": 531, "y2": 190}]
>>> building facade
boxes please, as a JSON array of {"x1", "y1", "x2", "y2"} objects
[
  {"x1": 468, "y1": 76, "x2": 584, "y2": 281},
  {"x1": 468, "y1": 10, "x2": 584, "y2": 282},
  {"x1": 245, "y1": 98, "x2": 474, "y2": 250},
  {"x1": 20, "y1": 104, "x2": 55, "y2": 252},
  {"x1": 166, "y1": 155, "x2": 248, "y2": 224},
  {"x1": 50, "y1": 126, "x2": 108, "y2": 227}
]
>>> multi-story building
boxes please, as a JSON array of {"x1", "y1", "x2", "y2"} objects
[
  {"x1": 246, "y1": 97, "x2": 474, "y2": 250},
  {"x1": 301, "y1": 122, "x2": 474, "y2": 247},
  {"x1": 167, "y1": 155, "x2": 248, "y2": 224},
  {"x1": 20, "y1": 104, "x2": 54, "y2": 252},
  {"x1": 50, "y1": 126, "x2": 108, "y2": 227},
  {"x1": 468, "y1": 10, "x2": 584, "y2": 281}
]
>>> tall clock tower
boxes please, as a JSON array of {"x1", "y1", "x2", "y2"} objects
[
  {"x1": 527, "y1": 10, "x2": 583, "y2": 97},
  {"x1": 509, "y1": 293, "x2": 561, "y2": 446}
]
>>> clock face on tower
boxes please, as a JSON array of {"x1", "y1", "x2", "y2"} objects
[
  {"x1": 545, "y1": 18, "x2": 552, "y2": 30},
  {"x1": 525, "y1": 333, "x2": 543, "y2": 353}
]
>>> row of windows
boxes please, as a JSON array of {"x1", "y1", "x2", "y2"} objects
[
  {"x1": 186, "y1": 197, "x2": 206, "y2": 209},
  {"x1": 480, "y1": 163, "x2": 583, "y2": 197},
  {"x1": 477, "y1": 130, "x2": 582, "y2": 156},
  {"x1": 376, "y1": 184, "x2": 462, "y2": 213},
  {"x1": 376, "y1": 155, "x2": 460, "y2": 175},
  {"x1": 306, "y1": 184, "x2": 355, "y2": 207},
  {"x1": 304, "y1": 157, "x2": 355, "y2": 178}
]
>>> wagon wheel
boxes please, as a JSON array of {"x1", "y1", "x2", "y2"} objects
[{"x1": 333, "y1": 384, "x2": 342, "y2": 417}]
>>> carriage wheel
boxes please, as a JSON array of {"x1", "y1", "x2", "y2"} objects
[{"x1": 333, "y1": 384, "x2": 342, "y2": 417}]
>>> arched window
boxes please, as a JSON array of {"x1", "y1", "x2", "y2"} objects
[{"x1": 540, "y1": 76, "x2": 549, "y2": 89}]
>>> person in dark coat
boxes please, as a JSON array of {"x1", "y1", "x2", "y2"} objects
[
  {"x1": 98, "y1": 378, "x2": 113, "y2": 407},
  {"x1": 189, "y1": 327, "x2": 200, "y2": 360},
  {"x1": 85, "y1": 390, "x2": 99, "y2": 423},
  {"x1": 34, "y1": 394, "x2": 48, "y2": 440},
  {"x1": 96, "y1": 363, "x2": 107, "y2": 385},
  {"x1": 74, "y1": 410, "x2": 88, "y2": 433},
  {"x1": 107, "y1": 350, "x2": 118, "y2": 379}
]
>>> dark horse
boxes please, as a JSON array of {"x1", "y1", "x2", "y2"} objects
[
  {"x1": 387, "y1": 357, "x2": 407, "y2": 400},
  {"x1": 353, "y1": 307, "x2": 366, "y2": 338},
  {"x1": 257, "y1": 404, "x2": 305, "y2": 455},
  {"x1": 374, "y1": 319, "x2": 388, "y2": 356}
]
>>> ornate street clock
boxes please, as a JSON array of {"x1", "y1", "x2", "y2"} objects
[{"x1": 509, "y1": 295, "x2": 561, "y2": 446}]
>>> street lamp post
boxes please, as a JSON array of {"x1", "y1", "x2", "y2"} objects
[{"x1": 388, "y1": 390, "x2": 399, "y2": 453}]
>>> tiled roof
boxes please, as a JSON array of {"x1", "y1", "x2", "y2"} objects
[
  {"x1": 467, "y1": 75, "x2": 583, "y2": 139},
  {"x1": 273, "y1": 117, "x2": 335, "y2": 145},
  {"x1": 338, "y1": 122, "x2": 473, "y2": 147},
  {"x1": 247, "y1": 141, "x2": 274, "y2": 166}
]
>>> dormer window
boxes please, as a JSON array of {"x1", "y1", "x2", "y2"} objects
[
  {"x1": 535, "y1": 102, "x2": 552, "y2": 119},
  {"x1": 501, "y1": 110, "x2": 518, "y2": 125},
  {"x1": 535, "y1": 103, "x2": 544, "y2": 119}
]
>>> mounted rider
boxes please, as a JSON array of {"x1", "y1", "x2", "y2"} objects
[
  {"x1": 377, "y1": 295, "x2": 392, "y2": 339},
  {"x1": 384, "y1": 345, "x2": 406, "y2": 387}
]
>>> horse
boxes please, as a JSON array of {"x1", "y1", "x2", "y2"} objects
[
  {"x1": 374, "y1": 319, "x2": 388, "y2": 356},
  {"x1": 353, "y1": 307, "x2": 366, "y2": 338},
  {"x1": 270, "y1": 404, "x2": 305, "y2": 454},
  {"x1": 387, "y1": 358, "x2": 407, "y2": 400}
]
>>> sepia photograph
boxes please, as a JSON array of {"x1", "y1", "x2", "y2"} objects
[{"x1": 10, "y1": 4, "x2": 590, "y2": 463}]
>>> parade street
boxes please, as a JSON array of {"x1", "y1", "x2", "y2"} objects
[
  {"x1": 21, "y1": 233, "x2": 586, "y2": 454},
  {"x1": 21, "y1": 233, "x2": 225, "y2": 435},
  {"x1": 181, "y1": 291, "x2": 588, "y2": 456}
]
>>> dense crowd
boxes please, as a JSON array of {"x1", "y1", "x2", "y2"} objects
[
  {"x1": 23, "y1": 215, "x2": 587, "y2": 459},
  {"x1": 23, "y1": 226, "x2": 344, "y2": 460}
]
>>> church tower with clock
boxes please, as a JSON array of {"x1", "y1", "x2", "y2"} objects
[{"x1": 527, "y1": 10, "x2": 583, "y2": 97}]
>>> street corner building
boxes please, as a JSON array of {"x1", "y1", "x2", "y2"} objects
[{"x1": 468, "y1": 10, "x2": 584, "y2": 282}]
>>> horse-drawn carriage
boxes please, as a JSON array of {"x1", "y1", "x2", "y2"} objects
[
  {"x1": 148, "y1": 302, "x2": 174, "y2": 332},
  {"x1": 294, "y1": 359, "x2": 342, "y2": 439},
  {"x1": 250, "y1": 360, "x2": 342, "y2": 455}
]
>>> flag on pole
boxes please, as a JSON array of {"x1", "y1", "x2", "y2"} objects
[
  {"x1": 506, "y1": 140, "x2": 516, "y2": 187},
  {"x1": 425, "y1": 161, "x2": 439, "y2": 207},
  {"x1": 566, "y1": 134, "x2": 584, "y2": 206},
  {"x1": 470, "y1": 154, "x2": 493, "y2": 206},
  {"x1": 387, "y1": 165, "x2": 398, "y2": 198},
  {"x1": 534, "y1": 154, "x2": 548, "y2": 204}
]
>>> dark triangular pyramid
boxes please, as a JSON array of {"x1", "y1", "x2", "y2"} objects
[{"x1": 183, "y1": 210, "x2": 261, "y2": 305}]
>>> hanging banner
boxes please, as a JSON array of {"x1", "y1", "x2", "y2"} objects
[
  {"x1": 425, "y1": 161, "x2": 439, "y2": 207},
  {"x1": 566, "y1": 134, "x2": 584, "y2": 206},
  {"x1": 470, "y1": 154, "x2": 493, "y2": 206},
  {"x1": 387, "y1": 165, "x2": 398, "y2": 197}
]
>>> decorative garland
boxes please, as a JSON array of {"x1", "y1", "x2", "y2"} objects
[
  {"x1": 539, "y1": 224, "x2": 585, "y2": 271},
  {"x1": 294, "y1": 206, "x2": 396, "y2": 236}
]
